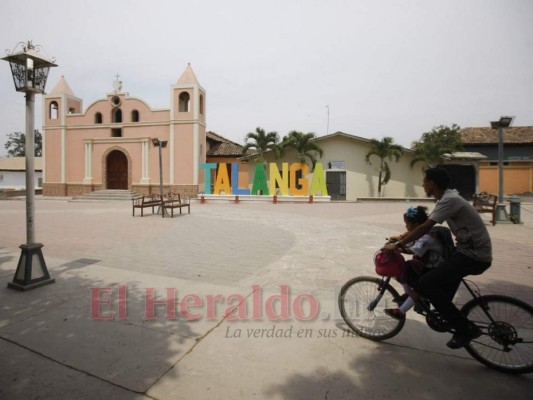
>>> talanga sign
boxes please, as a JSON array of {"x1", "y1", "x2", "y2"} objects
[{"x1": 199, "y1": 162, "x2": 328, "y2": 196}]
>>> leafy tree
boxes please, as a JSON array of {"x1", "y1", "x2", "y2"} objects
[
  {"x1": 365, "y1": 136, "x2": 404, "y2": 197},
  {"x1": 410, "y1": 124, "x2": 463, "y2": 170},
  {"x1": 242, "y1": 127, "x2": 280, "y2": 163},
  {"x1": 4, "y1": 130, "x2": 42, "y2": 157},
  {"x1": 280, "y1": 130, "x2": 324, "y2": 166}
]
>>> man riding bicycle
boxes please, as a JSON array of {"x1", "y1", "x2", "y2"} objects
[{"x1": 384, "y1": 167, "x2": 492, "y2": 349}]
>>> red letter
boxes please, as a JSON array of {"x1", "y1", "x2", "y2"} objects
[
  {"x1": 265, "y1": 285, "x2": 290, "y2": 321},
  {"x1": 225, "y1": 294, "x2": 247, "y2": 321},
  {"x1": 292, "y1": 293, "x2": 319, "y2": 321},
  {"x1": 90, "y1": 287, "x2": 114, "y2": 320},
  {"x1": 206, "y1": 294, "x2": 225, "y2": 320},
  {"x1": 180, "y1": 294, "x2": 203, "y2": 321},
  {"x1": 251, "y1": 285, "x2": 262, "y2": 320},
  {"x1": 118, "y1": 284, "x2": 128, "y2": 320},
  {"x1": 145, "y1": 288, "x2": 177, "y2": 320}
]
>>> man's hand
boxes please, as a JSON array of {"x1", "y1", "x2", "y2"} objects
[{"x1": 384, "y1": 242, "x2": 401, "y2": 252}]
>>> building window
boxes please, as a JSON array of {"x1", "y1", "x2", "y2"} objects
[
  {"x1": 112, "y1": 108, "x2": 122, "y2": 123},
  {"x1": 199, "y1": 94, "x2": 204, "y2": 115},
  {"x1": 179, "y1": 92, "x2": 190, "y2": 112},
  {"x1": 95, "y1": 112, "x2": 103, "y2": 124},
  {"x1": 131, "y1": 110, "x2": 140, "y2": 122},
  {"x1": 69, "y1": 107, "x2": 75, "y2": 114},
  {"x1": 50, "y1": 101, "x2": 58, "y2": 119},
  {"x1": 112, "y1": 128, "x2": 122, "y2": 137}
]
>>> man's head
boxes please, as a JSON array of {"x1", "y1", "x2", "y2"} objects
[{"x1": 423, "y1": 167, "x2": 450, "y2": 197}]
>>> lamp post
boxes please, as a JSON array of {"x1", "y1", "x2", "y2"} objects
[
  {"x1": 490, "y1": 116, "x2": 514, "y2": 223},
  {"x1": 2, "y1": 41, "x2": 57, "y2": 290},
  {"x1": 152, "y1": 138, "x2": 168, "y2": 217}
]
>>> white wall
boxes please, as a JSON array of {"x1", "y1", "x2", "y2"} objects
[{"x1": 0, "y1": 171, "x2": 43, "y2": 189}]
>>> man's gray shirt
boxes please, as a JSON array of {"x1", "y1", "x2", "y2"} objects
[{"x1": 429, "y1": 189, "x2": 492, "y2": 262}]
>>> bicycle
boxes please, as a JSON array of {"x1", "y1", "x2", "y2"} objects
[{"x1": 338, "y1": 263, "x2": 533, "y2": 374}]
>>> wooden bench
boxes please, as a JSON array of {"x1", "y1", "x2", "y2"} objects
[
  {"x1": 132, "y1": 194, "x2": 162, "y2": 217},
  {"x1": 472, "y1": 192, "x2": 497, "y2": 225},
  {"x1": 163, "y1": 193, "x2": 190, "y2": 217}
]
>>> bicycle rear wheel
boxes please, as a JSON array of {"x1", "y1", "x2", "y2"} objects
[
  {"x1": 338, "y1": 276, "x2": 405, "y2": 341},
  {"x1": 462, "y1": 294, "x2": 533, "y2": 374}
]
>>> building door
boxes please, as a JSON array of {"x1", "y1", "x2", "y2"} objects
[
  {"x1": 438, "y1": 164, "x2": 476, "y2": 200},
  {"x1": 326, "y1": 171, "x2": 346, "y2": 200},
  {"x1": 106, "y1": 150, "x2": 128, "y2": 189}
]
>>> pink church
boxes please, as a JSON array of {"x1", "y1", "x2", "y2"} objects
[{"x1": 42, "y1": 64, "x2": 206, "y2": 197}]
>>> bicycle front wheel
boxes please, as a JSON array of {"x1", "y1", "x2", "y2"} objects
[
  {"x1": 338, "y1": 276, "x2": 405, "y2": 341},
  {"x1": 462, "y1": 294, "x2": 533, "y2": 374}
]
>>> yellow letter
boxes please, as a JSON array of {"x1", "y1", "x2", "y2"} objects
[
  {"x1": 289, "y1": 163, "x2": 309, "y2": 196},
  {"x1": 310, "y1": 162, "x2": 328, "y2": 196},
  {"x1": 213, "y1": 164, "x2": 231, "y2": 194}
]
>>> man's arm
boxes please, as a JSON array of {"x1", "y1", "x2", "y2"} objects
[{"x1": 384, "y1": 219, "x2": 436, "y2": 251}]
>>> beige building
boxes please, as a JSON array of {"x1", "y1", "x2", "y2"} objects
[{"x1": 253, "y1": 132, "x2": 426, "y2": 201}]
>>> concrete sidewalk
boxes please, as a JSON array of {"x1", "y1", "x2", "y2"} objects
[{"x1": 0, "y1": 198, "x2": 532, "y2": 399}]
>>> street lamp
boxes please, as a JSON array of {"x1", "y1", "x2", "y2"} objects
[
  {"x1": 490, "y1": 116, "x2": 514, "y2": 222},
  {"x1": 152, "y1": 138, "x2": 168, "y2": 218},
  {"x1": 2, "y1": 41, "x2": 57, "y2": 290}
]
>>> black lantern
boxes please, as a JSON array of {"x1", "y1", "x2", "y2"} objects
[{"x1": 2, "y1": 41, "x2": 57, "y2": 93}]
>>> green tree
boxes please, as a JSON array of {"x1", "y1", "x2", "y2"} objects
[
  {"x1": 242, "y1": 127, "x2": 280, "y2": 163},
  {"x1": 410, "y1": 124, "x2": 463, "y2": 170},
  {"x1": 365, "y1": 136, "x2": 404, "y2": 197},
  {"x1": 281, "y1": 130, "x2": 324, "y2": 166},
  {"x1": 4, "y1": 130, "x2": 42, "y2": 157}
]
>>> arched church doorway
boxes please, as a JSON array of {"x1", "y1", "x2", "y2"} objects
[{"x1": 106, "y1": 150, "x2": 128, "y2": 189}]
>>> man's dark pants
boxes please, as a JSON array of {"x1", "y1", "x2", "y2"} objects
[{"x1": 407, "y1": 252, "x2": 491, "y2": 333}]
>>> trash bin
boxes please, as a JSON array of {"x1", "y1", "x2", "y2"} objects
[{"x1": 509, "y1": 195, "x2": 521, "y2": 224}]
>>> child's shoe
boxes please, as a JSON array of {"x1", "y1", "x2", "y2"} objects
[{"x1": 384, "y1": 308, "x2": 403, "y2": 320}]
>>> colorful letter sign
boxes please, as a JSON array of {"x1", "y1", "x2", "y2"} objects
[{"x1": 199, "y1": 162, "x2": 328, "y2": 196}]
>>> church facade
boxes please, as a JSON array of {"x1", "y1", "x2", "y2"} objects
[{"x1": 42, "y1": 65, "x2": 206, "y2": 197}]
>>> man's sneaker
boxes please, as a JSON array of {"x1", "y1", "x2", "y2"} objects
[
  {"x1": 446, "y1": 324, "x2": 482, "y2": 349},
  {"x1": 393, "y1": 293, "x2": 409, "y2": 306},
  {"x1": 384, "y1": 308, "x2": 403, "y2": 320}
]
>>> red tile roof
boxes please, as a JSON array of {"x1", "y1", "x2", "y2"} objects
[
  {"x1": 206, "y1": 131, "x2": 245, "y2": 157},
  {"x1": 460, "y1": 126, "x2": 533, "y2": 145}
]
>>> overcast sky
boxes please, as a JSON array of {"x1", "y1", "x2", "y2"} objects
[{"x1": 1, "y1": 0, "x2": 532, "y2": 156}]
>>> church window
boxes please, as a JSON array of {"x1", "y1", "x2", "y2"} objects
[
  {"x1": 50, "y1": 101, "x2": 58, "y2": 120},
  {"x1": 95, "y1": 112, "x2": 103, "y2": 124},
  {"x1": 112, "y1": 108, "x2": 122, "y2": 123},
  {"x1": 111, "y1": 128, "x2": 122, "y2": 137},
  {"x1": 179, "y1": 92, "x2": 190, "y2": 112},
  {"x1": 131, "y1": 110, "x2": 140, "y2": 122},
  {"x1": 199, "y1": 94, "x2": 204, "y2": 115}
]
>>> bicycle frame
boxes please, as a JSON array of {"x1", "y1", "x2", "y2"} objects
[{"x1": 368, "y1": 276, "x2": 393, "y2": 311}]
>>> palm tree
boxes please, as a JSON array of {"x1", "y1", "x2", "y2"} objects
[
  {"x1": 409, "y1": 141, "x2": 456, "y2": 170},
  {"x1": 241, "y1": 127, "x2": 280, "y2": 163},
  {"x1": 281, "y1": 131, "x2": 324, "y2": 167},
  {"x1": 365, "y1": 136, "x2": 404, "y2": 197},
  {"x1": 410, "y1": 124, "x2": 463, "y2": 170}
]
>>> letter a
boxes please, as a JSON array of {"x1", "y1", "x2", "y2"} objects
[
  {"x1": 309, "y1": 162, "x2": 328, "y2": 196},
  {"x1": 251, "y1": 163, "x2": 269, "y2": 195}
]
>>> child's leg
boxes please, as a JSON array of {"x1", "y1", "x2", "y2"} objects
[{"x1": 399, "y1": 297, "x2": 415, "y2": 314}]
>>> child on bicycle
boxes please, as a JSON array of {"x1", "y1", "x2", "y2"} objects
[{"x1": 385, "y1": 206, "x2": 444, "y2": 319}]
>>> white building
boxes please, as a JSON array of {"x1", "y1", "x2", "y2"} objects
[{"x1": 0, "y1": 157, "x2": 43, "y2": 190}]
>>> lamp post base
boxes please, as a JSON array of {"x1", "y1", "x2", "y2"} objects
[
  {"x1": 8, "y1": 243, "x2": 55, "y2": 291},
  {"x1": 495, "y1": 203, "x2": 511, "y2": 223}
]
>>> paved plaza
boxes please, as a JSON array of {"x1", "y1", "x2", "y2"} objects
[{"x1": 0, "y1": 197, "x2": 532, "y2": 399}]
